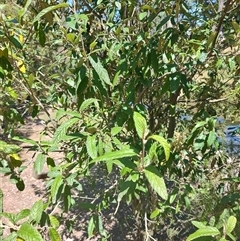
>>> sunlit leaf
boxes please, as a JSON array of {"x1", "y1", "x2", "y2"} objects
[
  {"x1": 90, "y1": 149, "x2": 137, "y2": 164},
  {"x1": 150, "y1": 208, "x2": 160, "y2": 219},
  {"x1": 147, "y1": 135, "x2": 170, "y2": 161},
  {"x1": 52, "y1": 118, "x2": 79, "y2": 143},
  {"x1": 79, "y1": 98, "x2": 99, "y2": 112},
  {"x1": 133, "y1": 112, "x2": 148, "y2": 139},
  {"x1": 32, "y1": 3, "x2": 69, "y2": 23},
  {"x1": 186, "y1": 226, "x2": 220, "y2": 241},
  {"x1": 226, "y1": 216, "x2": 237, "y2": 234},
  {"x1": 89, "y1": 56, "x2": 112, "y2": 86},
  {"x1": 49, "y1": 227, "x2": 61, "y2": 241},
  {"x1": 86, "y1": 135, "x2": 98, "y2": 159},
  {"x1": 29, "y1": 200, "x2": 44, "y2": 224},
  {"x1": 207, "y1": 130, "x2": 216, "y2": 147},
  {"x1": 49, "y1": 215, "x2": 60, "y2": 229},
  {"x1": 34, "y1": 153, "x2": 46, "y2": 175},
  {"x1": 51, "y1": 175, "x2": 63, "y2": 204},
  {"x1": 144, "y1": 165, "x2": 168, "y2": 200},
  {"x1": 18, "y1": 223, "x2": 44, "y2": 241},
  {"x1": 139, "y1": 12, "x2": 147, "y2": 20}
]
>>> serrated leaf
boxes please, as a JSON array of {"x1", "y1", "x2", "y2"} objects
[
  {"x1": 144, "y1": 165, "x2": 168, "y2": 200},
  {"x1": 89, "y1": 56, "x2": 112, "y2": 86},
  {"x1": 49, "y1": 215, "x2": 60, "y2": 229},
  {"x1": 2, "y1": 232, "x2": 18, "y2": 241},
  {"x1": 79, "y1": 98, "x2": 99, "y2": 112},
  {"x1": 34, "y1": 153, "x2": 46, "y2": 175},
  {"x1": 1, "y1": 212, "x2": 17, "y2": 224},
  {"x1": 0, "y1": 141, "x2": 21, "y2": 154},
  {"x1": 15, "y1": 209, "x2": 30, "y2": 223},
  {"x1": 51, "y1": 175, "x2": 63, "y2": 204},
  {"x1": 186, "y1": 227, "x2": 220, "y2": 241},
  {"x1": 17, "y1": 223, "x2": 44, "y2": 241},
  {"x1": 32, "y1": 3, "x2": 69, "y2": 23},
  {"x1": 147, "y1": 135, "x2": 170, "y2": 161},
  {"x1": 29, "y1": 200, "x2": 44, "y2": 224},
  {"x1": 90, "y1": 149, "x2": 137, "y2": 164},
  {"x1": 226, "y1": 215, "x2": 237, "y2": 234},
  {"x1": 49, "y1": 227, "x2": 61, "y2": 241},
  {"x1": 86, "y1": 135, "x2": 98, "y2": 159},
  {"x1": 52, "y1": 118, "x2": 79, "y2": 143},
  {"x1": 133, "y1": 112, "x2": 148, "y2": 139}
]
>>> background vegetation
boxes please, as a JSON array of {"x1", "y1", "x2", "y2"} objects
[{"x1": 0, "y1": 0, "x2": 240, "y2": 240}]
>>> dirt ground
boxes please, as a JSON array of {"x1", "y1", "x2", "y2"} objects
[{"x1": 0, "y1": 114, "x2": 136, "y2": 241}]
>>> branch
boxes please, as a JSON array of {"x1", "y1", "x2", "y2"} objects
[{"x1": 208, "y1": 0, "x2": 234, "y2": 57}]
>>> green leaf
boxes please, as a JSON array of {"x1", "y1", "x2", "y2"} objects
[
  {"x1": 29, "y1": 200, "x2": 44, "y2": 224},
  {"x1": 90, "y1": 149, "x2": 137, "y2": 164},
  {"x1": 186, "y1": 227, "x2": 220, "y2": 241},
  {"x1": 117, "y1": 180, "x2": 135, "y2": 202},
  {"x1": 144, "y1": 165, "x2": 168, "y2": 200},
  {"x1": 49, "y1": 227, "x2": 61, "y2": 241},
  {"x1": 19, "y1": 0, "x2": 32, "y2": 18},
  {"x1": 206, "y1": 31, "x2": 217, "y2": 49},
  {"x1": 89, "y1": 56, "x2": 112, "y2": 86},
  {"x1": 55, "y1": 108, "x2": 81, "y2": 119},
  {"x1": 1, "y1": 232, "x2": 17, "y2": 241},
  {"x1": 133, "y1": 112, "x2": 148, "y2": 139},
  {"x1": 12, "y1": 136, "x2": 37, "y2": 146},
  {"x1": 49, "y1": 215, "x2": 60, "y2": 229},
  {"x1": 86, "y1": 135, "x2": 98, "y2": 159},
  {"x1": 52, "y1": 117, "x2": 79, "y2": 143},
  {"x1": 8, "y1": 36, "x2": 22, "y2": 49},
  {"x1": 16, "y1": 178, "x2": 25, "y2": 191},
  {"x1": 191, "y1": 221, "x2": 207, "y2": 229},
  {"x1": 139, "y1": 12, "x2": 147, "y2": 20},
  {"x1": 1, "y1": 212, "x2": 17, "y2": 224},
  {"x1": 0, "y1": 141, "x2": 21, "y2": 154},
  {"x1": 38, "y1": 26, "x2": 46, "y2": 47},
  {"x1": 17, "y1": 223, "x2": 44, "y2": 241},
  {"x1": 207, "y1": 130, "x2": 216, "y2": 147},
  {"x1": 34, "y1": 153, "x2": 46, "y2": 175},
  {"x1": 226, "y1": 216, "x2": 237, "y2": 234},
  {"x1": 147, "y1": 135, "x2": 170, "y2": 161},
  {"x1": 79, "y1": 98, "x2": 99, "y2": 112},
  {"x1": 51, "y1": 175, "x2": 63, "y2": 204},
  {"x1": 15, "y1": 209, "x2": 30, "y2": 223},
  {"x1": 111, "y1": 126, "x2": 122, "y2": 136},
  {"x1": 231, "y1": 21, "x2": 240, "y2": 33},
  {"x1": 191, "y1": 121, "x2": 206, "y2": 133},
  {"x1": 150, "y1": 208, "x2": 160, "y2": 219},
  {"x1": 88, "y1": 216, "x2": 95, "y2": 238},
  {"x1": 32, "y1": 3, "x2": 69, "y2": 23}
]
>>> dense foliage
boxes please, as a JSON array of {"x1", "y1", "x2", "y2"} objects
[{"x1": 0, "y1": 0, "x2": 240, "y2": 240}]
